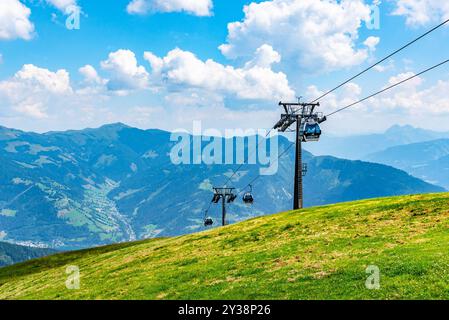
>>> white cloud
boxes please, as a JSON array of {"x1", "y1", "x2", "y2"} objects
[
  {"x1": 46, "y1": 0, "x2": 78, "y2": 12},
  {"x1": 309, "y1": 70, "x2": 449, "y2": 134},
  {"x1": 0, "y1": 64, "x2": 72, "y2": 118},
  {"x1": 14, "y1": 101, "x2": 48, "y2": 119},
  {"x1": 387, "y1": 71, "x2": 422, "y2": 88},
  {"x1": 374, "y1": 72, "x2": 449, "y2": 115},
  {"x1": 0, "y1": 52, "x2": 286, "y2": 132},
  {"x1": 392, "y1": 0, "x2": 449, "y2": 26},
  {"x1": 144, "y1": 45, "x2": 295, "y2": 100},
  {"x1": 79, "y1": 65, "x2": 104, "y2": 85},
  {"x1": 373, "y1": 59, "x2": 395, "y2": 73},
  {"x1": 219, "y1": 0, "x2": 376, "y2": 72},
  {"x1": 306, "y1": 72, "x2": 449, "y2": 135},
  {"x1": 124, "y1": 104, "x2": 280, "y2": 134},
  {"x1": 101, "y1": 49, "x2": 149, "y2": 93},
  {"x1": 127, "y1": 0, "x2": 213, "y2": 16},
  {"x1": 364, "y1": 36, "x2": 380, "y2": 51},
  {"x1": 77, "y1": 65, "x2": 108, "y2": 95},
  {"x1": 244, "y1": 44, "x2": 281, "y2": 68},
  {"x1": 0, "y1": 0, "x2": 34, "y2": 40},
  {"x1": 13, "y1": 64, "x2": 72, "y2": 94},
  {"x1": 306, "y1": 82, "x2": 363, "y2": 114}
]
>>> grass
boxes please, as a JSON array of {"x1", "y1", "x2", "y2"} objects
[{"x1": 1, "y1": 193, "x2": 449, "y2": 300}]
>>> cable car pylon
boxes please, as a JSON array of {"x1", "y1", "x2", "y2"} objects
[
  {"x1": 274, "y1": 100, "x2": 326, "y2": 210},
  {"x1": 210, "y1": 187, "x2": 237, "y2": 226}
]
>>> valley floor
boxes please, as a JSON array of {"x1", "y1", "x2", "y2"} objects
[{"x1": 1, "y1": 193, "x2": 449, "y2": 300}]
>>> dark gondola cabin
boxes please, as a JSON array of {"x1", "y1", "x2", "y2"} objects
[
  {"x1": 243, "y1": 192, "x2": 254, "y2": 204},
  {"x1": 302, "y1": 119, "x2": 322, "y2": 142},
  {"x1": 204, "y1": 217, "x2": 214, "y2": 227},
  {"x1": 212, "y1": 193, "x2": 220, "y2": 203},
  {"x1": 242, "y1": 184, "x2": 254, "y2": 205},
  {"x1": 227, "y1": 194, "x2": 237, "y2": 203}
]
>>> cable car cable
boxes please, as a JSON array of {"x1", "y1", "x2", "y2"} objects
[
  {"x1": 221, "y1": 127, "x2": 275, "y2": 188},
  {"x1": 311, "y1": 18, "x2": 449, "y2": 103},
  {"x1": 326, "y1": 58, "x2": 449, "y2": 117},
  {"x1": 203, "y1": 200, "x2": 213, "y2": 220},
  {"x1": 237, "y1": 141, "x2": 296, "y2": 196}
]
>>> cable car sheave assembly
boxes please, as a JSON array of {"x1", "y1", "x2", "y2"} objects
[{"x1": 202, "y1": 17, "x2": 449, "y2": 228}]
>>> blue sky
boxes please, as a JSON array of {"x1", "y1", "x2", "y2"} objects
[
  {"x1": 1, "y1": 0, "x2": 449, "y2": 135},
  {"x1": 1, "y1": 0, "x2": 247, "y2": 75}
]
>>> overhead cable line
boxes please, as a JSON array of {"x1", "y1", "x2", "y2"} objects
[
  {"x1": 311, "y1": 18, "x2": 449, "y2": 103},
  {"x1": 326, "y1": 58, "x2": 449, "y2": 117},
  {"x1": 237, "y1": 141, "x2": 296, "y2": 196},
  {"x1": 221, "y1": 127, "x2": 274, "y2": 188}
]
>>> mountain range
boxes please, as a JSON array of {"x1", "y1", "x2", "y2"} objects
[
  {"x1": 365, "y1": 139, "x2": 449, "y2": 189},
  {"x1": 0, "y1": 242, "x2": 56, "y2": 267},
  {"x1": 305, "y1": 125, "x2": 449, "y2": 160},
  {"x1": 0, "y1": 123, "x2": 443, "y2": 251}
]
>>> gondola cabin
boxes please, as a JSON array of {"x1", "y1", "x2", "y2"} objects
[
  {"x1": 242, "y1": 185, "x2": 254, "y2": 205},
  {"x1": 302, "y1": 119, "x2": 322, "y2": 142},
  {"x1": 243, "y1": 192, "x2": 254, "y2": 204},
  {"x1": 204, "y1": 217, "x2": 214, "y2": 227},
  {"x1": 227, "y1": 194, "x2": 237, "y2": 203},
  {"x1": 242, "y1": 192, "x2": 254, "y2": 205}
]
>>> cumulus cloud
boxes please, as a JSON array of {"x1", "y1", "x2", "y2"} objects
[
  {"x1": 127, "y1": 0, "x2": 213, "y2": 16},
  {"x1": 306, "y1": 82, "x2": 363, "y2": 113},
  {"x1": 0, "y1": 45, "x2": 289, "y2": 131},
  {"x1": 305, "y1": 71, "x2": 449, "y2": 135},
  {"x1": 130, "y1": 103, "x2": 280, "y2": 134},
  {"x1": 79, "y1": 65, "x2": 104, "y2": 85},
  {"x1": 12, "y1": 64, "x2": 72, "y2": 94},
  {"x1": 46, "y1": 0, "x2": 78, "y2": 12},
  {"x1": 0, "y1": 64, "x2": 72, "y2": 119},
  {"x1": 375, "y1": 72, "x2": 449, "y2": 115},
  {"x1": 364, "y1": 36, "x2": 380, "y2": 51},
  {"x1": 219, "y1": 0, "x2": 377, "y2": 72},
  {"x1": 387, "y1": 71, "x2": 422, "y2": 88},
  {"x1": 392, "y1": 0, "x2": 449, "y2": 26},
  {"x1": 144, "y1": 45, "x2": 295, "y2": 100},
  {"x1": 101, "y1": 49, "x2": 149, "y2": 93},
  {"x1": 311, "y1": 70, "x2": 449, "y2": 120},
  {"x1": 0, "y1": 0, "x2": 34, "y2": 40},
  {"x1": 373, "y1": 59, "x2": 395, "y2": 73},
  {"x1": 77, "y1": 65, "x2": 108, "y2": 96},
  {"x1": 244, "y1": 44, "x2": 281, "y2": 68}
]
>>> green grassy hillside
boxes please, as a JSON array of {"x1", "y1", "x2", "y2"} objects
[{"x1": 1, "y1": 193, "x2": 449, "y2": 300}]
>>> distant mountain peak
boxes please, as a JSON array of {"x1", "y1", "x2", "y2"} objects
[
  {"x1": 98, "y1": 123, "x2": 131, "y2": 130},
  {"x1": 385, "y1": 124, "x2": 416, "y2": 134}
]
